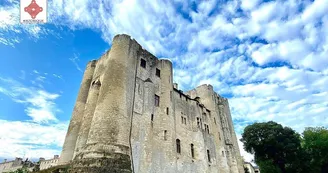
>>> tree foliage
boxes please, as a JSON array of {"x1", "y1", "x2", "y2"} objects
[
  {"x1": 241, "y1": 121, "x2": 302, "y2": 173},
  {"x1": 241, "y1": 122, "x2": 328, "y2": 173},
  {"x1": 302, "y1": 127, "x2": 328, "y2": 173}
]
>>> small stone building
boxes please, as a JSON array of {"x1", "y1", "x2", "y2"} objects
[{"x1": 59, "y1": 34, "x2": 245, "y2": 173}]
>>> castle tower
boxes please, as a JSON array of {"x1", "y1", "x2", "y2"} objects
[{"x1": 59, "y1": 60, "x2": 96, "y2": 165}]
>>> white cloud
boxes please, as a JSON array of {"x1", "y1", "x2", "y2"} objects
[
  {"x1": 69, "y1": 54, "x2": 83, "y2": 72},
  {"x1": 240, "y1": 0, "x2": 261, "y2": 11},
  {"x1": 0, "y1": 76, "x2": 60, "y2": 123},
  {"x1": 0, "y1": 120, "x2": 68, "y2": 160}
]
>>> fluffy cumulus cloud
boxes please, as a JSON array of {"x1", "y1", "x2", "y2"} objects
[
  {"x1": 0, "y1": 120, "x2": 67, "y2": 160},
  {"x1": 0, "y1": 74, "x2": 66, "y2": 160},
  {"x1": 1, "y1": 0, "x2": 328, "y2": 162}
]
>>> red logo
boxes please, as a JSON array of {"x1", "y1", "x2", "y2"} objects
[{"x1": 24, "y1": 0, "x2": 43, "y2": 19}]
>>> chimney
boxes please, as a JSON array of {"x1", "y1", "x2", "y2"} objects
[
  {"x1": 4, "y1": 159, "x2": 7, "y2": 163},
  {"x1": 54, "y1": 155, "x2": 59, "y2": 159}
]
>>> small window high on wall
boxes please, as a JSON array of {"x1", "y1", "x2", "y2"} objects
[
  {"x1": 197, "y1": 117, "x2": 201, "y2": 128},
  {"x1": 156, "y1": 68, "x2": 161, "y2": 77},
  {"x1": 164, "y1": 130, "x2": 167, "y2": 140},
  {"x1": 155, "y1": 95, "x2": 160, "y2": 107},
  {"x1": 176, "y1": 139, "x2": 181, "y2": 153},
  {"x1": 207, "y1": 150, "x2": 211, "y2": 162},
  {"x1": 191, "y1": 144, "x2": 195, "y2": 158},
  {"x1": 140, "y1": 59, "x2": 146, "y2": 68}
]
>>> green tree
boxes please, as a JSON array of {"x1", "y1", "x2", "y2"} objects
[
  {"x1": 8, "y1": 168, "x2": 29, "y2": 173},
  {"x1": 302, "y1": 127, "x2": 328, "y2": 173},
  {"x1": 256, "y1": 159, "x2": 281, "y2": 173},
  {"x1": 240, "y1": 121, "x2": 302, "y2": 173}
]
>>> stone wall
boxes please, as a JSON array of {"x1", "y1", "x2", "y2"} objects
[
  {"x1": 0, "y1": 158, "x2": 23, "y2": 173},
  {"x1": 40, "y1": 155, "x2": 59, "y2": 170}
]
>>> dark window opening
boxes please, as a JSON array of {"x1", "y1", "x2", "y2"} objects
[
  {"x1": 207, "y1": 150, "x2": 211, "y2": 162},
  {"x1": 155, "y1": 95, "x2": 160, "y2": 107},
  {"x1": 166, "y1": 107, "x2": 169, "y2": 115},
  {"x1": 164, "y1": 130, "x2": 167, "y2": 140},
  {"x1": 151, "y1": 114, "x2": 154, "y2": 128},
  {"x1": 176, "y1": 139, "x2": 181, "y2": 153},
  {"x1": 181, "y1": 117, "x2": 186, "y2": 125},
  {"x1": 204, "y1": 124, "x2": 209, "y2": 134},
  {"x1": 214, "y1": 118, "x2": 216, "y2": 124},
  {"x1": 156, "y1": 68, "x2": 161, "y2": 77},
  {"x1": 197, "y1": 117, "x2": 201, "y2": 128},
  {"x1": 140, "y1": 59, "x2": 146, "y2": 68},
  {"x1": 191, "y1": 144, "x2": 195, "y2": 158},
  {"x1": 218, "y1": 132, "x2": 221, "y2": 140},
  {"x1": 222, "y1": 151, "x2": 225, "y2": 156}
]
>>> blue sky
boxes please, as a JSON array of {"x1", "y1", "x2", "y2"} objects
[{"x1": 1, "y1": 0, "x2": 328, "y2": 162}]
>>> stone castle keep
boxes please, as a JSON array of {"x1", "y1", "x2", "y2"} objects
[{"x1": 59, "y1": 34, "x2": 244, "y2": 173}]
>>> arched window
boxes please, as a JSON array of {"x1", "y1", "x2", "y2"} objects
[
  {"x1": 176, "y1": 139, "x2": 181, "y2": 153},
  {"x1": 191, "y1": 144, "x2": 195, "y2": 158}
]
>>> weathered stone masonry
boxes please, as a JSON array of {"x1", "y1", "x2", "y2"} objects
[{"x1": 59, "y1": 34, "x2": 244, "y2": 173}]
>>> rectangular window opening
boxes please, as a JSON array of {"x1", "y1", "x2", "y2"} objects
[
  {"x1": 164, "y1": 130, "x2": 167, "y2": 141},
  {"x1": 151, "y1": 114, "x2": 154, "y2": 128},
  {"x1": 155, "y1": 95, "x2": 160, "y2": 107},
  {"x1": 197, "y1": 118, "x2": 200, "y2": 128},
  {"x1": 156, "y1": 68, "x2": 161, "y2": 77},
  {"x1": 207, "y1": 150, "x2": 211, "y2": 162},
  {"x1": 166, "y1": 107, "x2": 169, "y2": 115},
  {"x1": 140, "y1": 59, "x2": 146, "y2": 68},
  {"x1": 176, "y1": 139, "x2": 181, "y2": 153},
  {"x1": 191, "y1": 144, "x2": 195, "y2": 158}
]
